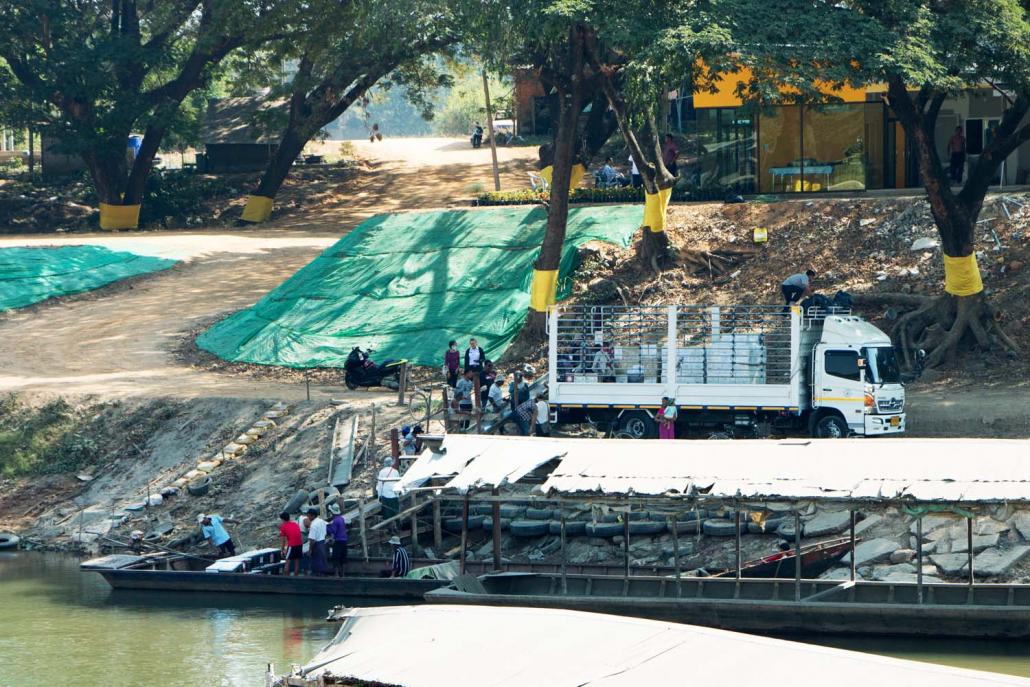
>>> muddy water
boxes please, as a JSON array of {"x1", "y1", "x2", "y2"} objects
[{"x1": 1, "y1": 552, "x2": 1029, "y2": 686}]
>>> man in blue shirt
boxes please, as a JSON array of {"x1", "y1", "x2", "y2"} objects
[{"x1": 198, "y1": 513, "x2": 237, "y2": 558}]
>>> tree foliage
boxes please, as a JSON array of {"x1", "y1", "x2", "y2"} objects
[{"x1": 0, "y1": 1, "x2": 295, "y2": 207}]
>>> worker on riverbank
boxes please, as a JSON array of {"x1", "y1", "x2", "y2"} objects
[
  {"x1": 781, "y1": 269, "x2": 816, "y2": 308},
  {"x1": 376, "y1": 457, "x2": 401, "y2": 521},
  {"x1": 326, "y1": 503, "x2": 348, "y2": 578},
  {"x1": 304, "y1": 508, "x2": 329, "y2": 576},
  {"x1": 278, "y1": 512, "x2": 303, "y2": 576},
  {"x1": 198, "y1": 513, "x2": 237, "y2": 558},
  {"x1": 380, "y1": 535, "x2": 411, "y2": 578}
]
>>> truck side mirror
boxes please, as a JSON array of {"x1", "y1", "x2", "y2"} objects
[{"x1": 856, "y1": 358, "x2": 866, "y2": 368}]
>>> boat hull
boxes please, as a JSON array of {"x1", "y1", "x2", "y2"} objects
[
  {"x1": 425, "y1": 574, "x2": 1030, "y2": 639},
  {"x1": 96, "y1": 569, "x2": 445, "y2": 599}
]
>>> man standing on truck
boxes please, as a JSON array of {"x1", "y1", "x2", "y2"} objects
[{"x1": 781, "y1": 270, "x2": 816, "y2": 309}]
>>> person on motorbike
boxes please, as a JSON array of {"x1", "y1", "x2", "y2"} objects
[{"x1": 471, "y1": 122, "x2": 484, "y2": 149}]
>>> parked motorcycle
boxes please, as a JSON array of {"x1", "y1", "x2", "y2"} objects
[
  {"x1": 344, "y1": 347, "x2": 406, "y2": 390},
  {"x1": 470, "y1": 125, "x2": 484, "y2": 149}
]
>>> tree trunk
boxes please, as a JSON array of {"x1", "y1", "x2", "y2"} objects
[
  {"x1": 524, "y1": 26, "x2": 587, "y2": 339},
  {"x1": 123, "y1": 121, "x2": 167, "y2": 205},
  {"x1": 254, "y1": 126, "x2": 308, "y2": 199}
]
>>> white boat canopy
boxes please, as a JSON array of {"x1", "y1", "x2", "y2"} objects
[
  {"x1": 398, "y1": 435, "x2": 1030, "y2": 505},
  {"x1": 282, "y1": 605, "x2": 1028, "y2": 687}
]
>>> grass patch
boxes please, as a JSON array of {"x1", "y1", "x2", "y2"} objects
[{"x1": 0, "y1": 396, "x2": 95, "y2": 477}]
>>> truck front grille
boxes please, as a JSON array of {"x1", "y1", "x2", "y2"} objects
[{"x1": 877, "y1": 397, "x2": 904, "y2": 413}]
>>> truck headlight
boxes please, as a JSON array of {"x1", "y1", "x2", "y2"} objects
[{"x1": 864, "y1": 393, "x2": 875, "y2": 411}]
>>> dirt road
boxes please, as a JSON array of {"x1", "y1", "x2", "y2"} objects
[{"x1": 0, "y1": 138, "x2": 537, "y2": 401}]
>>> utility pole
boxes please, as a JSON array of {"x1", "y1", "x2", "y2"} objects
[{"x1": 482, "y1": 69, "x2": 501, "y2": 191}]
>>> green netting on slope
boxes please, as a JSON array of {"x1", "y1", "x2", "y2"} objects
[
  {"x1": 197, "y1": 205, "x2": 643, "y2": 368},
  {"x1": 0, "y1": 245, "x2": 177, "y2": 312}
]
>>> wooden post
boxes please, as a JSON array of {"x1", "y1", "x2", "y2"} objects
[
  {"x1": 849, "y1": 510, "x2": 857, "y2": 582},
  {"x1": 794, "y1": 510, "x2": 801, "y2": 602},
  {"x1": 433, "y1": 498, "x2": 442, "y2": 550},
  {"x1": 491, "y1": 487, "x2": 502, "y2": 570},
  {"x1": 473, "y1": 373, "x2": 482, "y2": 434},
  {"x1": 27, "y1": 126, "x2": 34, "y2": 177},
  {"x1": 370, "y1": 403, "x2": 376, "y2": 454},
  {"x1": 916, "y1": 515, "x2": 924, "y2": 604},
  {"x1": 358, "y1": 497, "x2": 369, "y2": 563},
  {"x1": 482, "y1": 69, "x2": 501, "y2": 191},
  {"x1": 409, "y1": 493, "x2": 418, "y2": 548},
  {"x1": 560, "y1": 510, "x2": 568, "y2": 595},
  {"x1": 390, "y1": 429, "x2": 400, "y2": 460},
  {"x1": 671, "y1": 516, "x2": 682, "y2": 598},
  {"x1": 304, "y1": 371, "x2": 310, "y2": 401},
  {"x1": 397, "y1": 363, "x2": 408, "y2": 406},
  {"x1": 459, "y1": 494, "x2": 470, "y2": 575}
]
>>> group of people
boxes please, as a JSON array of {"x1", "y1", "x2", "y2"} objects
[
  {"x1": 596, "y1": 135, "x2": 679, "y2": 189},
  {"x1": 276, "y1": 505, "x2": 348, "y2": 577}
]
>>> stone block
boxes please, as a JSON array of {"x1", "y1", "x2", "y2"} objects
[
  {"x1": 930, "y1": 553, "x2": 969, "y2": 576},
  {"x1": 1010, "y1": 513, "x2": 1030, "y2": 541},
  {"x1": 853, "y1": 514, "x2": 882, "y2": 535},
  {"x1": 973, "y1": 517, "x2": 1009, "y2": 536},
  {"x1": 804, "y1": 510, "x2": 851, "y2": 537},
  {"x1": 841, "y1": 538, "x2": 898, "y2": 567},
  {"x1": 890, "y1": 549, "x2": 915, "y2": 564},
  {"x1": 949, "y1": 533, "x2": 999, "y2": 555},
  {"x1": 973, "y1": 546, "x2": 1030, "y2": 577}
]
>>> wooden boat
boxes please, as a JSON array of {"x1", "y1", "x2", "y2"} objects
[
  {"x1": 424, "y1": 571, "x2": 1030, "y2": 639},
  {"x1": 81, "y1": 549, "x2": 450, "y2": 600},
  {"x1": 711, "y1": 537, "x2": 853, "y2": 579}
]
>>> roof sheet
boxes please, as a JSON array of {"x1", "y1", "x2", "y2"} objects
[
  {"x1": 538, "y1": 437, "x2": 1030, "y2": 503},
  {"x1": 396, "y1": 434, "x2": 567, "y2": 495},
  {"x1": 293, "y1": 605, "x2": 1028, "y2": 686},
  {"x1": 400, "y1": 435, "x2": 1030, "y2": 504}
]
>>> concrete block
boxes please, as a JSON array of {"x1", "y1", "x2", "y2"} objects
[
  {"x1": 841, "y1": 538, "x2": 898, "y2": 567},
  {"x1": 973, "y1": 546, "x2": 1030, "y2": 577}
]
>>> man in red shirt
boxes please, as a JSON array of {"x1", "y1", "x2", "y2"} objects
[{"x1": 278, "y1": 511, "x2": 303, "y2": 576}]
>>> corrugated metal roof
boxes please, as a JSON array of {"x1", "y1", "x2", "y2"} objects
[
  {"x1": 290, "y1": 605, "x2": 1028, "y2": 686},
  {"x1": 398, "y1": 435, "x2": 1030, "y2": 504},
  {"x1": 396, "y1": 434, "x2": 566, "y2": 495},
  {"x1": 539, "y1": 437, "x2": 1030, "y2": 504}
]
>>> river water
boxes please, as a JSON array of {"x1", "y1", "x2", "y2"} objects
[{"x1": 2, "y1": 552, "x2": 1028, "y2": 686}]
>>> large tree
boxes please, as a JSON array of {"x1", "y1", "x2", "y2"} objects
[
  {"x1": 664, "y1": 0, "x2": 1028, "y2": 367},
  {"x1": 0, "y1": 1, "x2": 294, "y2": 228},
  {"x1": 238, "y1": 0, "x2": 457, "y2": 223}
]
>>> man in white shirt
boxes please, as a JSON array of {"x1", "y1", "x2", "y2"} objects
[
  {"x1": 376, "y1": 457, "x2": 402, "y2": 521},
  {"x1": 305, "y1": 508, "x2": 329, "y2": 575},
  {"x1": 534, "y1": 393, "x2": 550, "y2": 437},
  {"x1": 781, "y1": 269, "x2": 816, "y2": 307},
  {"x1": 464, "y1": 338, "x2": 484, "y2": 375},
  {"x1": 487, "y1": 375, "x2": 505, "y2": 413}
]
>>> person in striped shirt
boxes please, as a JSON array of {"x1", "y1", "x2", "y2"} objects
[{"x1": 380, "y1": 536, "x2": 411, "y2": 577}]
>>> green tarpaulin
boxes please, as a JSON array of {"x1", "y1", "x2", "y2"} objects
[
  {"x1": 0, "y1": 245, "x2": 176, "y2": 312},
  {"x1": 197, "y1": 205, "x2": 642, "y2": 368}
]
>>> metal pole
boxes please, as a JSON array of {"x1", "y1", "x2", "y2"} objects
[
  {"x1": 491, "y1": 487, "x2": 502, "y2": 570},
  {"x1": 482, "y1": 69, "x2": 501, "y2": 191},
  {"x1": 967, "y1": 516, "x2": 974, "y2": 588},
  {"x1": 304, "y1": 371, "x2": 310, "y2": 401},
  {"x1": 623, "y1": 503, "x2": 631, "y2": 582},
  {"x1": 794, "y1": 510, "x2": 801, "y2": 602},
  {"x1": 671, "y1": 516, "x2": 682, "y2": 598},
  {"x1": 560, "y1": 513, "x2": 568, "y2": 595},
  {"x1": 459, "y1": 493, "x2": 470, "y2": 575},
  {"x1": 409, "y1": 493, "x2": 418, "y2": 548},
  {"x1": 849, "y1": 510, "x2": 856, "y2": 582},
  {"x1": 735, "y1": 510, "x2": 742, "y2": 580},
  {"x1": 916, "y1": 516, "x2": 923, "y2": 604},
  {"x1": 432, "y1": 498, "x2": 442, "y2": 550}
]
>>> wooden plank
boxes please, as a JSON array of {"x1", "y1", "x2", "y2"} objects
[{"x1": 330, "y1": 415, "x2": 358, "y2": 488}]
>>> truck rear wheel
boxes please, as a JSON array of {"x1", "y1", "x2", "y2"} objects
[
  {"x1": 616, "y1": 410, "x2": 657, "y2": 439},
  {"x1": 813, "y1": 414, "x2": 849, "y2": 439}
]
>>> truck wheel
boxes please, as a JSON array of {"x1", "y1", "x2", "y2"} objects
[
  {"x1": 616, "y1": 411, "x2": 657, "y2": 439},
  {"x1": 813, "y1": 414, "x2": 849, "y2": 438}
]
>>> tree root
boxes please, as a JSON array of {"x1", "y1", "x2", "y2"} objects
[
  {"x1": 859, "y1": 292, "x2": 1021, "y2": 369},
  {"x1": 637, "y1": 229, "x2": 671, "y2": 276}
]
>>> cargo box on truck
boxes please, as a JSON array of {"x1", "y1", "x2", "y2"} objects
[{"x1": 546, "y1": 305, "x2": 906, "y2": 439}]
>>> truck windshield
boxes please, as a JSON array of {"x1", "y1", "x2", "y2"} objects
[{"x1": 863, "y1": 346, "x2": 901, "y2": 385}]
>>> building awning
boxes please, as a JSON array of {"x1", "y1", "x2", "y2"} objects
[
  {"x1": 288, "y1": 605, "x2": 1024, "y2": 686},
  {"x1": 399, "y1": 435, "x2": 1030, "y2": 505}
]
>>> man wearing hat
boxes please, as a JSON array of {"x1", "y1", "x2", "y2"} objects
[
  {"x1": 326, "y1": 503, "x2": 348, "y2": 578},
  {"x1": 381, "y1": 535, "x2": 411, "y2": 578},
  {"x1": 198, "y1": 513, "x2": 237, "y2": 558},
  {"x1": 376, "y1": 456, "x2": 401, "y2": 521},
  {"x1": 486, "y1": 375, "x2": 505, "y2": 413}
]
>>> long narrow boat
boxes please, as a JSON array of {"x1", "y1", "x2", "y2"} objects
[
  {"x1": 710, "y1": 537, "x2": 853, "y2": 579},
  {"x1": 424, "y1": 571, "x2": 1030, "y2": 639},
  {"x1": 81, "y1": 549, "x2": 450, "y2": 600}
]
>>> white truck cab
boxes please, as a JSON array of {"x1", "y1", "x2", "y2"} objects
[
  {"x1": 547, "y1": 304, "x2": 906, "y2": 439},
  {"x1": 803, "y1": 314, "x2": 906, "y2": 438}
]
